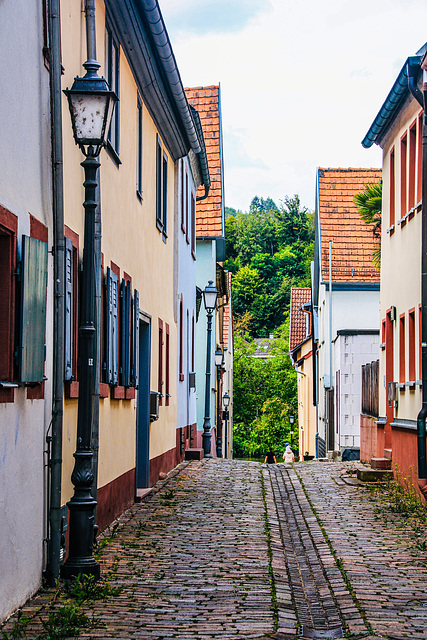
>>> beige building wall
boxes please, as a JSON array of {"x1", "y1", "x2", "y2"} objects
[
  {"x1": 61, "y1": 0, "x2": 178, "y2": 501},
  {"x1": 378, "y1": 98, "x2": 422, "y2": 421},
  {"x1": 296, "y1": 340, "x2": 316, "y2": 459}
]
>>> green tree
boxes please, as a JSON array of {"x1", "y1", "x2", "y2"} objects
[{"x1": 353, "y1": 180, "x2": 382, "y2": 269}]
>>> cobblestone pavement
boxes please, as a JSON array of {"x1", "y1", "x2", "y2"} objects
[{"x1": 2, "y1": 459, "x2": 427, "y2": 640}]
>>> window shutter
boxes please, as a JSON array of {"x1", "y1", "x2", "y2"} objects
[
  {"x1": 162, "y1": 153, "x2": 168, "y2": 235},
  {"x1": 106, "y1": 267, "x2": 118, "y2": 385},
  {"x1": 64, "y1": 237, "x2": 73, "y2": 381},
  {"x1": 18, "y1": 235, "x2": 48, "y2": 383},
  {"x1": 133, "y1": 289, "x2": 140, "y2": 388},
  {"x1": 125, "y1": 281, "x2": 131, "y2": 387}
]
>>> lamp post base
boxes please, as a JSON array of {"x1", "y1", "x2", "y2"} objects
[{"x1": 202, "y1": 423, "x2": 212, "y2": 458}]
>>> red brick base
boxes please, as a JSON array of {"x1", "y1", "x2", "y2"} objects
[{"x1": 97, "y1": 468, "x2": 135, "y2": 534}]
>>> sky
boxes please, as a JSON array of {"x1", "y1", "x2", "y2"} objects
[{"x1": 158, "y1": 0, "x2": 427, "y2": 213}]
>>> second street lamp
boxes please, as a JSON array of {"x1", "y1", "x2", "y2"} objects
[
  {"x1": 61, "y1": 57, "x2": 117, "y2": 580},
  {"x1": 215, "y1": 347, "x2": 223, "y2": 458},
  {"x1": 202, "y1": 280, "x2": 218, "y2": 458}
]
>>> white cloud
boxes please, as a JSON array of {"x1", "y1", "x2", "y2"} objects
[{"x1": 161, "y1": 0, "x2": 427, "y2": 210}]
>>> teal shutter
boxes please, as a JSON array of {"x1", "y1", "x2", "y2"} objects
[
  {"x1": 18, "y1": 235, "x2": 48, "y2": 383},
  {"x1": 133, "y1": 289, "x2": 139, "y2": 388},
  {"x1": 64, "y1": 238, "x2": 73, "y2": 381}
]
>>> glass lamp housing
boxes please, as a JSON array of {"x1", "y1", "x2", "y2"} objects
[
  {"x1": 203, "y1": 280, "x2": 218, "y2": 312},
  {"x1": 223, "y1": 392, "x2": 230, "y2": 408}
]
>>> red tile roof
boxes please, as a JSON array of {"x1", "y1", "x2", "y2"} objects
[
  {"x1": 318, "y1": 168, "x2": 382, "y2": 283},
  {"x1": 289, "y1": 288, "x2": 312, "y2": 353},
  {"x1": 185, "y1": 86, "x2": 223, "y2": 238}
]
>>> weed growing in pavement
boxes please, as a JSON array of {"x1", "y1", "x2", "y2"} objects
[
  {"x1": 63, "y1": 573, "x2": 122, "y2": 603},
  {"x1": 1, "y1": 610, "x2": 31, "y2": 639},
  {"x1": 94, "y1": 522, "x2": 120, "y2": 558},
  {"x1": 372, "y1": 470, "x2": 427, "y2": 520},
  {"x1": 38, "y1": 604, "x2": 97, "y2": 639}
]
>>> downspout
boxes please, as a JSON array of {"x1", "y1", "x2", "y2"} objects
[
  {"x1": 46, "y1": 0, "x2": 65, "y2": 585},
  {"x1": 84, "y1": 0, "x2": 101, "y2": 529},
  {"x1": 412, "y1": 57, "x2": 427, "y2": 480}
]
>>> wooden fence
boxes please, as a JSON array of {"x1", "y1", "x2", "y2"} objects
[{"x1": 361, "y1": 359, "x2": 379, "y2": 418}]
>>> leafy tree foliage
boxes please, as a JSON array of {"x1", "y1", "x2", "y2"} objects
[
  {"x1": 226, "y1": 195, "x2": 313, "y2": 337},
  {"x1": 233, "y1": 321, "x2": 297, "y2": 459}
]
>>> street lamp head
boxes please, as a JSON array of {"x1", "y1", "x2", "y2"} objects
[
  {"x1": 215, "y1": 346, "x2": 223, "y2": 367},
  {"x1": 203, "y1": 280, "x2": 218, "y2": 313},
  {"x1": 64, "y1": 59, "x2": 118, "y2": 157},
  {"x1": 289, "y1": 414, "x2": 295, "y2": 426},
  {"x1": 223, "y1": 392, "x2": 230, "y2": 408}
]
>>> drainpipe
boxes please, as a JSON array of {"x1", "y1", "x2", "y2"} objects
[
  {"x1": 46, "y1": 0, "x2": 65, "y2": 585},
  {"x1": 412, "y1": 57, "x2": 427, "y2": 480}
]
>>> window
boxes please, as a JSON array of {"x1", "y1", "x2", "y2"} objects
[
  {"x1": 0, "y1": 207, "x2": 17, "y2": 400},
  {"x1": 136, "y1": 98, "x2": 143, "y2": 198},
  {"x1": 18, "y1": 235, "x2": 48, "y2": 384},
  {"x1": 165, "y1": 323, "x2": 170, "y2": 406},
  {"x1": 185, "y1": 171, "x2": 189, "y2": 244},
  {"x1": 400, "y1": 133, "x2": 407, "y2": 218},
  {"x1": 409, "y1": 121, "x2": 417, "y2": 211},
  {"x1": 399, "y1": 314, "x2": 405, "y2": 383},
  {"x1": 158, "y1": 318, "x2": 163, "y2": 405},
  {"x1": 106, "y1": 266, "x2": 119, "y2": 385},
  {"x1": 120, "y1": 276, "x2": 132, "y2": 387},
  {"x1": 389, "y1": 148, "x2": 395, "y2": 229},
  {"x1": 64, "y1": 227, "x2": 79, "y2": 396},
  {"x1": 191, "y1": 192, "x2": 196, "y2": 259},
  {"x1": 179, "y1": 296, "x2": 184, "y2": 381},
  {"x1": 408, "y1": 309, "x2": 415, "y2": 382},
  {"x1": 156, "y1": 134, "x2": 168, "y2": 240},
  {"x1": 105, "y1": 27, "x2": 120, "y2": 158},
  {"x1": 181, "y1": 160, "x2": 186, "y2": 233}
]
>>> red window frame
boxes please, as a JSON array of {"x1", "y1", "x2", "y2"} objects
[
  {"x1": 158, "y1": 318, "x2": 163, "y2": 405},
  {"x1": 191, "y1": 192, "x2": 196, "y2": 260},
  {"x1": 0, "y1": 206, "x2": 18, "y2": 403},
  {"x1": 409, "y1": 121, "x2": 417, "y2": 211},
  {"x1": 389, "y1": 147, "x2": 395, "y2": 229},
  {"x1": 399, "y1": 313, "x2": 405, "y2": 383},
  {"x1": 408, "y1": 308, "x2": 416, "y2": 382},
  {"x1": 400, "y1": 133, "x2": 407, "y2": 218}
]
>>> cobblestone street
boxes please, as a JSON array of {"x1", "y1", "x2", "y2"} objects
[{"x1": 3, "y1": 459, "x2": 427, "y2": 639}]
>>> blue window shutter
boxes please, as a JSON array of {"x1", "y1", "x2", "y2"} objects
[
  {"x1": 125, "y1": 281, "x2": 131, "y2": 387},
  {"x1": 18, "y1": 235, "x2": 48, "y2": 383},
  {"x1": 64, "y1": 237, "x2": 73, "y2": 381},
  {"x1": 133, "y1": 289, "x2": 139, "y2": 388},
  {"x1": 106, "y1": 267, "x2": 118, "y2": 385}
]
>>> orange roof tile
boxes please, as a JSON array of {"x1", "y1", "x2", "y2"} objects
[
  {"x1": 318, "y1": 168, "x2": 382, "y2": 283},
  {"x1": 289, "y1": 288, "x2": 312, "y2": 353},
  {"x1": 185, "y1": 86, "x2": 223, "y2": 238}
]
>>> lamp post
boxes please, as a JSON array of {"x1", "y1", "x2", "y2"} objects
[
  {"x1": 60, "y1": 57, "x2": 117, "y2": 580},
  {"x1": 223, "y1": 392, "x2": 230, "y2": 459},
  {"x1": 289, "y1": 414, "x2": 295, "y2": 450},
  {"x1": 202, "y1": 280, "x2": 218, "y2": 458},
  {"x1": 215, "y1": 347, "x2": 223, "y2": 458}
]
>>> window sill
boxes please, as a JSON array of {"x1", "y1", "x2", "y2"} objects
[
  {"x1": 65, "y1": 381, "x2": 79, "y2": 399},
  {"x1": 106, "y1": 141, "x2": 121, "y2": 167},
  {"x1": 111, "y1": 385, "x2": 125, "y2": 400},
  {"x1": 125, "y1": 387, "x2": 136, "y2": 400},
  {"x1": 100, "y1": 382, "x2": 109, "y2": 398}
]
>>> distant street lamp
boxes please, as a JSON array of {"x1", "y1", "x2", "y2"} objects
[
  {"x1": 202, "y1": 281, "x2": 218, "y2": 458},
  {"x1": 223, "y1": 392, "x2": 230, "y2": 459},
  {"x1": 289, "y1": 414, "x2": 295, "y2": 449},
  {"x1": 61, "y1": 57, "x2": 117, "y2": 580},
  {"x1": 215, "y1": 347, "x2": 224, "y2": 458}
]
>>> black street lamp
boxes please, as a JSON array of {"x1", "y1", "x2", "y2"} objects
[
  {"x1": 202, "y1": 280, "x2": 218, "y2": 458},
  {"x1": 215, "y1": 347, "x2": 223, "y2": 458},
  {"x1": 289, "y1": 414, "x2": 295, "y2": 449},
  {"x1": 61, "y1": 58, "x2": 117, "y2": 580},
  {"x1": 223, "y1": 392, "x2": 230, "y2": 459}
]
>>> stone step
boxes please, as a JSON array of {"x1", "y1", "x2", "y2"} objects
[
  {"x1": 184, "y1": 448, "x2": 204, "y2": 460},
  {"x1": 370, "y1": 457, "x2": 392, "y2": 470},
  {"x1": 357, "y1": 468, "x2": 394, "y2": 482}
]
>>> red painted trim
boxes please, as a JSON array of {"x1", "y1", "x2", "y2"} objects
[
  {"x1": 99, "y1": 382, "x2": 109, "y2": 398},
  {"x1": 65, "y1": 381, "x2": 79, "y2": 399},
  {"x1": 158, "y1": 318, "x2": 163, "y2": 405},
  {"x1": 179, "y1": 295, "x2": 183, "y2": 379},
  {"x1": 400, "y1": 133, "x2": 407, "y2": 219},
  {"x1": 0, "y1": 207, "x2": 17, "y2": 390},
  {"x1": 0, "y1": 205, "x2": 18, "y2": 234},
  {"x1": 389, "y1": 147, "x2": 395, "y2": 229},
  {"x1": 408, "y1": 308, "x2": 416, "y2": 382},
  {"x1": 408, "y1": 120, "x2": 417, "y2": 211},
  {"x1": 148, "y1": 446, "x2": 177, "y2": 487},
  {"x1": 96, "y1": 467, "x2": 135, "y2": 534},
  {"x1": 111, "y1": 385, "x2": 125, "y2": 400},
  {"x1": 418, "y1": 112, "x2": 423, "y2": 203}
]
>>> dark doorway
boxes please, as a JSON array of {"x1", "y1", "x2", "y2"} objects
[
  {"x1": 136, "y1": 318, "x2": 151, "y2": 490},
  {"x1": 326, "y1": 389, "x2": 335, "y2": 451}
]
